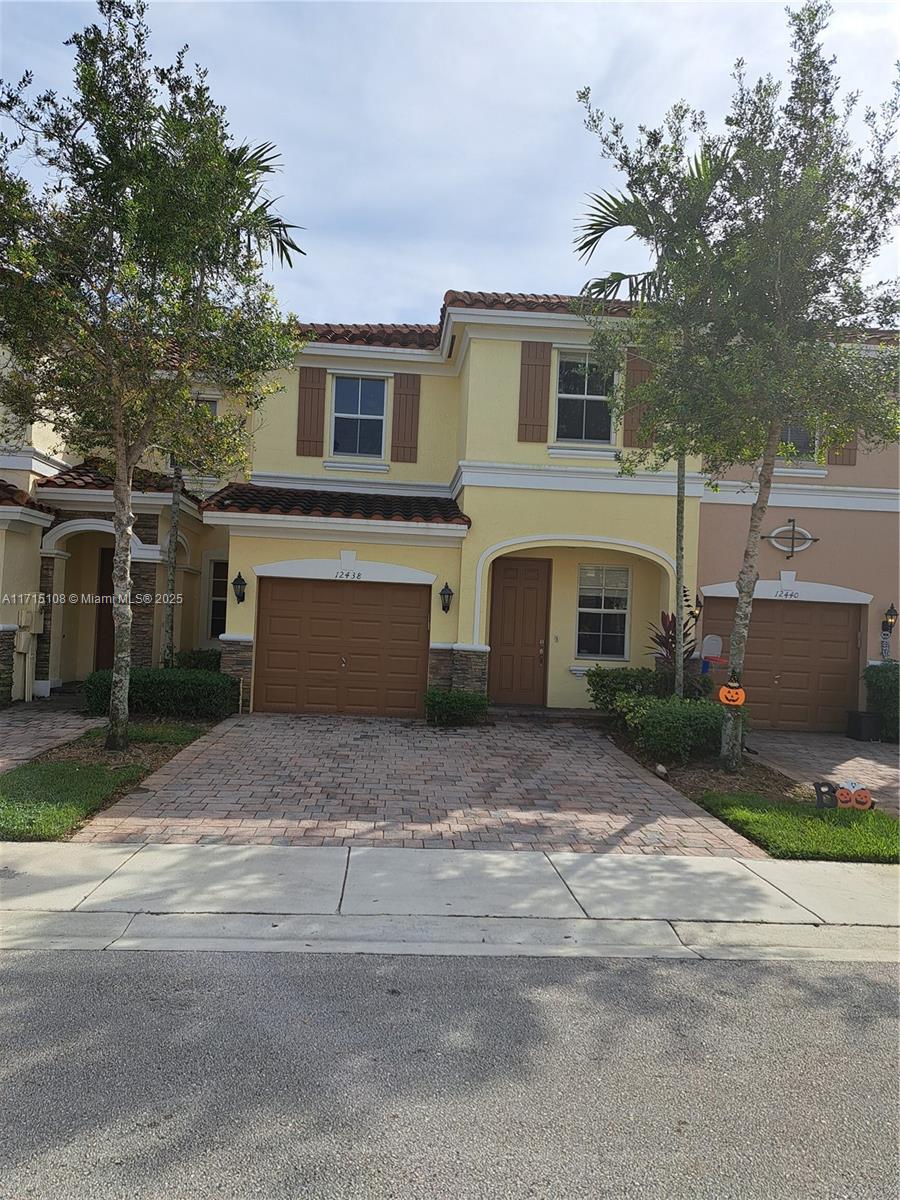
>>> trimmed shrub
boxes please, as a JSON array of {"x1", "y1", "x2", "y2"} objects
[
  {"x1": 613, "y1": 694, "x2": 724, "y2": 763},
  {"x1": 174, "y1": 648, "x2": 221, "y2": 672},
  {"x1": 586, "y1": 664, "x2": 712, "y2": 712},
  {"x1": 424, "y1": 687, "x2": 489, "y2": 727},
  {"x1": 585, "y1": 667, "x2": 659, "y2": 712},
  {"x1": 863, "y1": 660, "x2": 899, "y2": 742},
  {"x1": 84, "y1": 668, "x2": 239, "y2": 720}
]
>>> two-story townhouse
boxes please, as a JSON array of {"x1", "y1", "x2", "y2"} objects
[{"x1": 0, "y1": 289, "x2": 896, "y2": 730}]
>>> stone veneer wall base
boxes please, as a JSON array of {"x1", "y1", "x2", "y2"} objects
[
  {"x1": 220, "y1": 640, "x2": 253, "y2": 713},
  {"x1": 427, "y1": 647, "x2": 489, "y2": 694},
  {"x1": 0, "y1": 630, "x2": 15, "y2": 707}
]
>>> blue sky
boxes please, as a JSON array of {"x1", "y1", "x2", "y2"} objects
[{"x1": 1, "y1": 1, "x2": 897, "y2": 323}]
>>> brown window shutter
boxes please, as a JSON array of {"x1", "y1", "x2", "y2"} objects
[
  {"x1": 391, "y1": 373, "x2": 421, "y2": 463},
  {"x1": 518, "y1": 341, "x2": 551, "y2": 442},
  {"x1": 622, "y1": 348, "x2": 652, "y2": 448},
  {"x1": 296, "y1": 366, "x2": 326, "y2": 456},
  {"x1": 827, "y1": 432, "x2": 858, "y2": 466}
]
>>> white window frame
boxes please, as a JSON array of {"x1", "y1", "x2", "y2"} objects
[
  {"x1": 574, "y1": 564, "x2": 631, "y2": 661},
  {"x1": 331, "y1": 374, "x2": 387, "y2": 459},
  {"x1": 555, "y1": 351, "x2": 614, "y2": 446},
  {"x1": 207, "y1": 558, "x2": 229, "y2": 644}
]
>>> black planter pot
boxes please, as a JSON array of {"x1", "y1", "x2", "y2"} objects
[{"x1": 846, "y1": 710, "x2": 881, "y2": 742}]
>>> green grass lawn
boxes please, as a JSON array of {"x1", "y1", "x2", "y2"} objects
[
  {"x1": 0, "y1": 721, "x2": 207, "y2": 841},
  {"x1": 699, "y1": 791, "x2": 899, "y2": 864},
  {"x1": 82, "y1": 721, "x2": 209, "y2": 746},
  {"x1": 0, "y1": 761, "x2": 146, "y2": 841}
]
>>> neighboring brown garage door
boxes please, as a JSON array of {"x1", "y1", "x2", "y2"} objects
[
  {"x1": 702, "y1": 598, "x2": 861, "y2": 732},
  {"x1": 254, "y1": 578, "x2": 430, "y2": 717}
]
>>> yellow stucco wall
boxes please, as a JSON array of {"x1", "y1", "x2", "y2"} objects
[
  {"x1": 59, "y1": 532, "x2": 112, "y2": 681},
  {"x1": 252, "y1": 365, "x2": 460, "y2": 485},
  {"x1": 0, "y1": 525, "x2": 43, "y2": 626}
]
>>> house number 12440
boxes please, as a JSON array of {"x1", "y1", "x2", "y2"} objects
[{"x1": 334, "y1": 571, "x2": 363, "y2": 580}]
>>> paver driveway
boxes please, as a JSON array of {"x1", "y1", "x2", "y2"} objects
[
  {"x1": 72, "y1": 714, "x2": 764, "y2": 857},
  {"x1": 0, "y1": 703, "x2": 102, "y2": 773},
  {"x1": 747, "y1": 730, "x2": 899, "y2": 817}
]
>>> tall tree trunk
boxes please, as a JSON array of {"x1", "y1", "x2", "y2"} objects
[
  {"x1": 720, "y1": 420, "x2": 782, "y2": 771},
  {"x1": 163, "y1": 463, "x2": 182, "y2": 668},
  {"x1": 674, "y1": 452, "x2": 686, "y2": 698},
  {"x1": 106, "y1": 454, "x2": 135, "y2": 751}
]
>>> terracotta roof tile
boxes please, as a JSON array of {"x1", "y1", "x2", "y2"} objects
[
  {"x1": 0, "y1": 478, "x2": 56, "y2": 515},
  {"x1": 201, "y1": 482, "x2": 470, "y2": 526},
  {"x1": 303, "y1": 290, "x2": 631, "y2": 349},
  {"x1": 40, "y1": 457, "x2": 200, "y2": 502}
]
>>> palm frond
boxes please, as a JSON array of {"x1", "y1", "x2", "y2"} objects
[{"x1": 575, "y1": 190, "x2": 651, "y2": 262}]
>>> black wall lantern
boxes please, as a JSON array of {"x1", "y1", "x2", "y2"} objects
[
  {"x1": 232, "y1": 572, "x2": 247, "y2": 604},
  {"x1": 883, "y1": 603, "x2": 898, "y2": 634},
  {"x1": 439, "y1": 582, "x2": 454, "y2": 614}
]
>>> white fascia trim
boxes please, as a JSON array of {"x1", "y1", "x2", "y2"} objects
[
  {"x1": 701, "y1": 480, "x2": 899, "y2": 513},
  {"x1": 34, "y1": 488, "x2": 201, "y2": 518},
  {"x1": 452, "y1": 642, "x2": 490, "y2": 653},
  {"x1": 701, "y1": 575, "x2": 873, "y2": 605},
  {"x1": 0, "y1": 450, "x2": 67, "y2": 477},
  {"x1": 202, "y1": 511, "x2": 468, "y2": 540},
  {"x1": 219, "y1": 633, "x2": 253, "y2": 644},
  {"x1": 302, "y1": 343, "x2": 445, "y2": 365},
  {"x1": 253, "y1": 553, "x2": 437, "y2": 586},
  {"x1": 322, "y1": 459, "x2": 390, "y2": 474},
  {"x1": 453, "y1": 460, "x2": 706, "y2": 499},
  {"x1": 250, "y1": 471, "x2": 452, "y2": 498},
  {"x1": 0, "y1": 623, "x2": 18, "y2": 632},
  {"x1": 0, "y1": 507, "x2": 55, "y2": 530},
  {"x1": 40, "y1": 550, "x2": 70, "y2": 560}
]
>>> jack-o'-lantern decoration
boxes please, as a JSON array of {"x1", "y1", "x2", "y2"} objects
[
  {"x1": 850, "y1": 788, "x2": 873, "y2": 811},
  {"x1": 835, "y1": 786, "x2": 854, "y2": 808},
  {"x1": 718, "y1": 678, "x2": 746, "y2": 707}
]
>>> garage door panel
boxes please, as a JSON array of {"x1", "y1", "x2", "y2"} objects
[
  {"x1": 254, "y1": 577, "x2": 428, "y2": 717},
  {"x1": 702, "y1": 597, "x2": 861, "y2": 732}
]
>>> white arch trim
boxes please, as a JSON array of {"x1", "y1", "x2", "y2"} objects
[
  {"x1": 253, "y1": 550, "x2": 437, "y2": 586},
  {"x1": 41, "y1": 518, "x2": 145, "y2": 557},
  {"x1": 471, "y1": 534, "x2": 677, "y2": 645},
  {"x1": 702, "y1": 573, "x2": 873, "y2": 605}
]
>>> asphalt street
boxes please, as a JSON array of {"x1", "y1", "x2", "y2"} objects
[{"x1": 1, "y1": 951, "x2": 896, "y2": 1199}]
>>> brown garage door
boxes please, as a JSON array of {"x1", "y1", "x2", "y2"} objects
[
  {"x1": 702, "y1": 598, "x2": 862, "y2": 732},
  {"x1": 254, "y1": 578, "x2": 430, "y2": 717}
]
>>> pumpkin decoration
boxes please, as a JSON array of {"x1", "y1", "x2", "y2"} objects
[
  {"x1": 835, "y1": 786, "x2": 854, "y2": 808},
  {"x1": 850, "y1": 788, "x2": 873, "y2": 811},
  {"x1": 718, "y1": 678, "x2": 746, "y2": 707}
]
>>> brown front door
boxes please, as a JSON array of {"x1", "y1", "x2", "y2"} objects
[
  {"x1": 94, "y1": 547, "x2": 115, "y2": 670},
  {"x1": 488, "y1": 558, "x2": 551, "y2": 706},
  {"x1": 254, "y1": 577, "x2": 430, "y2": 717},
  {"x1": 702, "y1": 598, "x2": 862, "y2": 732}
]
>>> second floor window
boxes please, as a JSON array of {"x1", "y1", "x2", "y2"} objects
[
  {"x1": 780, "y1": 423, "x2": 817, "y2": 458},
  {"x1": 557, "y1": 353, "x2": 613, "y2": 443},
  {"x1": 333, "y1": 376, "x2": 385, "y2": 456}
]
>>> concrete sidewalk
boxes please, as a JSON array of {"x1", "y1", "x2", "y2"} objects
[{"x1": 1, "y1": 842, "x2": 897, "y2": 961}]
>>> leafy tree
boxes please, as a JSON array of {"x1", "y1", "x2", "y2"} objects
[
  {"x1": 0, "y1": 0, "x2": 302, "y2": 748},
  {"x1": 575, "y1": 107, "x2": 729, "y2": 698},
  {"x1": 577, "y1": 1, "x2": 899, "y2": 769}
]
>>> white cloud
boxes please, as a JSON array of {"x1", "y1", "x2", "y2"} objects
[{"x1": 2, "y1": 0, "x2": 896, "y2": 321}]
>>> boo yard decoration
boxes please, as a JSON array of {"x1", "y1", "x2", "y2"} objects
[
  {"x1": 718, "y1": 678, "x2": 746, "y2": 707},
  {"x1": 814, "y1": 780, "x2": 875, "y2": 812}
]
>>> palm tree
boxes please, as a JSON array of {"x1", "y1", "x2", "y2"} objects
[{"x1": 575, "y1": 148, "x2": 728, "y2": 697}]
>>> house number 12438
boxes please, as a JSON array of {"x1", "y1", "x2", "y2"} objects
[{"x1": 334, "y1": 571, "x2": 363, "y2": 580}]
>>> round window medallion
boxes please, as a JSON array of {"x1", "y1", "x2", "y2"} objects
[{"x1": 767, "y1": 524, "x2": 815, "y2": 554}]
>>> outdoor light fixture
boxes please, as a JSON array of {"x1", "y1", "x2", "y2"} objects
[
  {"x1": 883, "y1": 603, "x2": 898, "y2": 634},
  {"x1": 439, "y1": 582, "x2": 454, "y2": 614},
  {"x1": 232, "y1": 572, "x2": 247, "y2": 604},
  {"x1": 689, "y1": 594, "x2": 704, "y2": 621}
]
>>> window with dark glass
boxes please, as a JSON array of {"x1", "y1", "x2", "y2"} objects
[
  {"x1": 209, "y1": 560, "x2": 228, "y2": 639},
  {"x1": 333, "y1": 376, "x2": 386, "y2": 456},
  {"x1": 556, "y1": 353, "x2": 613, "y2": 442},
  {"x1": 780, "y1": 423, "x2": 816, "y2": 457},
  {"x1": 576, "y1": 566, "x2": 629, "y2": 658}
]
